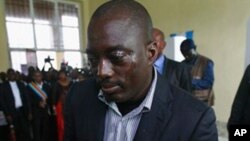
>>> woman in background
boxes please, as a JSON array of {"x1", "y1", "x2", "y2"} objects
[{"x1": 53, "y1": 70, "x2": 73, "y2": 141}]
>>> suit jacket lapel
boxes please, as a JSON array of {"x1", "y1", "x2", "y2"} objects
[
  {"x1": 91, "y1": 99, "x2": 107, "y2": 141},
  {"x1": 134, "y1": 75, "x2": 173, "y2": 141},
  {"x1": 6, "y1": 82, "x2": 15, "y2": 103},
  {"x1": 163, "y1": 56, "x2": 173, "y2": 79},
  {"x1": 84, "y1": 84, "x2": 107, "y2": 141}
]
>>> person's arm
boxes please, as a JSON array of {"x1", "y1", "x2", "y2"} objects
[
  {"x1": 0, "y1": 84, "x2": 13, "y2": 124},
  {"x1": 64, "y1": 84, "x2": 76, "y2": 141},
  {"x1": 0, "y1": 85, "x2": 9, "y2": 119},
  {"x1": 192, "y1": 61, "x2": 214, "y2": 90},
  {"x1": 190, "y1": 107, "x2": 218, "y2": 141},
  {"x1": 228, "y1": 65, "x2": 250, "y2": 127}
]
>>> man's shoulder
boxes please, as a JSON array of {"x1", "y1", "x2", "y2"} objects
[
  {"x1": 65, "y1": 78, "x2": 104, "y2": 114},
  {"x1": 165, "y1": 56, "x2": 180, "y2": 65},
  {"x1": 67, "y1": 78, "x2": 100, "y2": 102},
  {"x1": 243, "y1": 65, "x2": 250, "y2": 81},
  {"x1": 155, "y1": 77, "x2": 215, "y2": 135},
  {"x1": 156, "y1": 76, "x2": 209, "y2": 113},
  {"x1": 15, "y1": 80, "x2": 25, "y2": 86},
  {"x1": 164, "y1": 57, "x2": 183, "y2": 71},
  {"x1": 165, "y1": 56, "x2": 189, "y2": 72},
  {"x1": 1, "y1": 82, "x2": 11, "y2": 90},
  {"x1": 246, "y1": 64, "x2": 250, "y2": 74},
  {"x1": 2, "y1": 81, "x2": 9, "y2": 86},
  {"x1": 166, "y1": 84, "x2": 217, "y2": 140},
  {"x1": 169, "y1": 84, "x2": 210, "y2": 114},
  {"x1": 198, "y1": 54, "x2": 214, "y2": 64},
  {"x1": 71, "y1": 78, "x2": 98, "y2": 92}
]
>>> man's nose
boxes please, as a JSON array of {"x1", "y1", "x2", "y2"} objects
[{"x1": 97, "y1": 58, "x2": 114, "y2": 79}]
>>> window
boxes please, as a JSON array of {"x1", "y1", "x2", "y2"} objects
[
  {"x1": 5, "y1": 0, "x2": 83, "y2": 72},
  {"x1": 36, "y1": 51, "x2": 57, "y2": 71},
  {"x1": 64, "y1": 51, "x2": 82, "y2": 68},
  {"x1": 10, "y1": 51, "x2": 27, "y2": 72}
]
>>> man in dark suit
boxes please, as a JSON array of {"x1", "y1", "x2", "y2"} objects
[
  {"x1": 27, "y1": 70, "x2": 53, "y2": 141},
  {"x1": 0, "y1": 84, "x2": 8, "y2": 141},
  {"x1": 153, "y1": 28, "x2": 192, "y2": 92},
  {"x1": 0, "y1": 68, "x2": 32, "y2": 141},
  {"x1": 64, "y1": 1, "x2": 218, "y2": 141},
  {"x1": 180, "y1": 39, "x2": 215, "y2": 106},
  {"x1": 228, "y1": 64, "x2": 250, "y2": 127}
]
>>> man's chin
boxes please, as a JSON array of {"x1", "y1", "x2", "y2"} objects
[{"x1": 103, "y1": 93, "x2": 125, "y2": 103}]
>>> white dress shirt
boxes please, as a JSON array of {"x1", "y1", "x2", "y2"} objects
[
  {"x1": 98, "y1": 68, "x2": 158, "y2": 141},
  {"x1": 9, "y1": 81, "x2": 23, "y2": 108}
]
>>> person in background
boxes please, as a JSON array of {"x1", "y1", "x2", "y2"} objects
[
  {"x1": 27, "y1": 66, "x2": 35, "y2": 83},
  {"x1": 27, "y1": 70, "x2": 52, "y2": 141},
  {"x1": 69, "y1": 68, "x2": 80, "y2": 83},
  {"x1": 15, "y1": 71, "x2": 21, "y2": 81},
  {"x1": 44, "y1": 69, "x2": 58, "y2": 87},
  {"x1": 0, "y1": 72, "x2": 7, "y2": 84},
  {"x1": 153, "y1": 28, "x2": 192, "y2": 92},
  {"x1": 16, "y1": 71, "x2": 28, "y2": 85},
  {"x1": 64, "y1": 1, "x2": 218, "y2": 141},
  {"x1": 42, "y1": 68, "x2": 59, "y2": 141},
  {"x1": 0, "y1": 84, "x2": 8, "y2": 141},
  {"x1": 53, "y1": 70, "x2": 73, "y2": 141},
  {"x1": 180, "y1": 39, "x2": 215, "y2": 106},
  {"x1": 77, "y1": 72, "x2": 86, "y2": 82},
  {"x1": 228, "y1": 65, "x2": 250, "y2": 128},
  {"x1": 0, "y1": 68, "x2": 32, "y2": 141}
]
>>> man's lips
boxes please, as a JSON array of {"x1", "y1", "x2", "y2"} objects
[{"x1": 101, "y1": 83, "x2": 121, "y2": 94}]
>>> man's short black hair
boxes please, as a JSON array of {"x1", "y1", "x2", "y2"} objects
[
  {"x1": 88, "y1": 0, "x2": 153, "y2": 42},
  {"x1": 180, "y1": 39, "x2": 197, "y2": 50},
  {"x1": 7, "y1": 68, "x2": 15, "y2": 74}
]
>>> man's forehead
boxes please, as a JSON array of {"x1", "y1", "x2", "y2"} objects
[
  {"x1": 88, "y1": 19, "x2": 143, "y2": 49},
  {"x1": 153, "y1": 29, "x2": 163, "y2": 38},
  {"x1": 89, "y1": 16, "x2": 138, "y2": 37},
  {"x1": 34, "y1": 72, "x2": 42, "y2": 75}
]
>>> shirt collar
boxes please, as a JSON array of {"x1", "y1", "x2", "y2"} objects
[
  {"x1": 154, "y1": 54, "x2": 165, "y2": 74},
  {"x1": 36, "y1": 82, "x2": 43, "y2": 88},
  {"x1": 98, "y1": 67, "x2": 158, "y2": 113},
  {"x1": 9, "y1": 81, "x2": 16, "y2": 84}
]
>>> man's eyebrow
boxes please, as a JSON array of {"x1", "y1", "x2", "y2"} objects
[
  {"x1": 85, "y1": 45, "x2": 133, "y2": 55},
  {"x1": 106, "y1": 45, "x2": 133, "y2": 53}
]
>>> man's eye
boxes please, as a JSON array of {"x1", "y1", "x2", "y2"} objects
[{"x1": 109, "y1": 51, "x2": 127, "y2": 61}]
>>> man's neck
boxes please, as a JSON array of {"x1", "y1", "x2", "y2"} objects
[
  {"x1": 156, "y1": 53, "x2": 163, "y2": 60},
  {"x1": 36, "y1": 81, "x2": 43, "y2": 85},
  {"x1": 117, "y1": 97, "x2": 145, "y2": 116},
  {"x1": 117, "y1": 68, "x2": 155, "y2": 116}
]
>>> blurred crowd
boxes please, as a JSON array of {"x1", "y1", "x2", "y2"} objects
[{"x1": 0, "y1": 65, "x2": 92, "y2": 141}]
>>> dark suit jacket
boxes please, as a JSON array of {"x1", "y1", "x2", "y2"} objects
[
  {"x1": 162, "y1": 56, "x2": 192, "y2": 92},
  {"x1": 64, "y1": 73, "x2": 218, "y2": 141},
  {"x1": 26, "y1": 82, "x2": 52, "y2": 117},
  {"x1": 228, "y1": 65, "x2": 250, "y2": 126},
  {"x1": 0, "y1": 81, "x2": 31, "y2": 123}
]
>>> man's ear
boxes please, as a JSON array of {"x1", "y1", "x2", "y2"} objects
[
  {"x1": 159, "y1": 41, "x2": 166, "y2": 51},
  {"x1": 146, "y1": 41, "x2": 158, "y2": 65}
]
